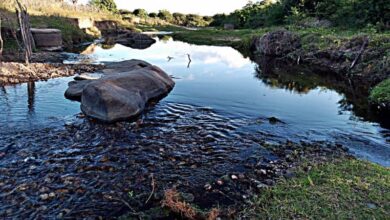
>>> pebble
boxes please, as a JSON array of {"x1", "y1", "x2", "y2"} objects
[{"x1": 40, "y1": 194, "x2": 49, "y2": 200}]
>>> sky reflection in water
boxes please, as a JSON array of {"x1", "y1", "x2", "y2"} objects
[{"x1": 1, "y1": 37, "x2": 389, "y2": 166}]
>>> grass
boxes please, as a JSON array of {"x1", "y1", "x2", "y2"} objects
[
  {"x1": 369, "y1": 78, "x2": 390, "y2": 104},
  {"x1": 242, "y1": 159, "x2": 390, "y2": 219}
]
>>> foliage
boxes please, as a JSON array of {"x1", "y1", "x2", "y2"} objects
[
  {"x1": 370, "y1": 79, "x2": 390, "y2": 104},
  {"x1": 172, "y1": 12, "x2": 186, "y2": 25},
  {"x1": 242, "y1": 159, "x2": 390, "y2": 219},
  {"x1": 89, "y1": 0, "x2": 117, "y2": 13},
  {"x1": 157, "y1": 10, "x2": 173, "y2": 23},
  {"x1": 185, "y1": 14, "x2": 210, "y2": 27},
  {"x1": 211, "y1": 0, "x2": 390, "y2": 30},
  {"x1": 133, "y1": 8, "x2": 148, "y2": 18},
  {"x1": 148, "y1": 12, "x2": 157, "y2": 18}
]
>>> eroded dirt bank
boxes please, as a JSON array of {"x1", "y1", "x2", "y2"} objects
[{"x1": 0, "y1": 61, "x2": 103, "y2": 86}]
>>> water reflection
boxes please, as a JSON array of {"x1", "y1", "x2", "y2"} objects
[
  {"x1": 252, "y1": 55, "x2": 387, "y2": 127},
  {"x1": 27, "y1": 82, "x2": 35, "y2": 114},
  {"x1": 1, "y1": 37, "x2": 389, "y2": 165}
]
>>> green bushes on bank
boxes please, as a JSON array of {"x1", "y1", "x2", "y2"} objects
[{"x1": 211, "y1": 0, "x2": 390, "y2": 30}]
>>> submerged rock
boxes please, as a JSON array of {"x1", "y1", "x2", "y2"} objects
[
  {"x1": 65, "y1": 60, "x2": 175, "y2": 122},
  {"x1": 252, "y1": 30, "x2": 301, "y2": 56}
]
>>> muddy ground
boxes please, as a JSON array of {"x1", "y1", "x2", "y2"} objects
[{"x1": 0, "y1": 61, "x2": 103, "y2": 86}]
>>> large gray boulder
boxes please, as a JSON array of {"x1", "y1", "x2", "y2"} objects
[
  {"x1": 65, "y1": 60, "x2": 175, "y2": 122},
  {"x1": 252, "y1": 30, "x2": 301, "y2": 56},
  {"x1": 65, "y1": 80, "x2": 94, "y2": 101}
]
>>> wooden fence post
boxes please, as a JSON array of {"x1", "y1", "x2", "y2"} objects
[
  {"x1": 0, "y1": 17, "x2": 3, "y2": 62},
  {"x1": 15, "y1": 0, "x2": 35, "y2": 64}
]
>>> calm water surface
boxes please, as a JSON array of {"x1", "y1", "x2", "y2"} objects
[{"x1": 1, "y1": 37, "x2": 389, "y2": 166}]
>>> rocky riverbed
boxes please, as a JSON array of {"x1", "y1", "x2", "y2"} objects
[{"x1": 0, "y1": 103, "x2": 351, "y2": 219}]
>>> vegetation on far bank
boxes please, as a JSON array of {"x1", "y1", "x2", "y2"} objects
[
  {"x1": 141, "y1": 24, "x2": 390, "y2": 53},
  {"x1": 211, "y1": 0, "x2": 389, "y2": 30},
  {"x1": 242, "y1": 158, "x2": 389, "y2": 219}
]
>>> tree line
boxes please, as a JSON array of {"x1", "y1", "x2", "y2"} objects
[
  {"x1": 211, "y1": 0, "x2": 390, "y2": 30},
  {"x1": 88, "y1": 0, "x2": 212, "y2": 27}
]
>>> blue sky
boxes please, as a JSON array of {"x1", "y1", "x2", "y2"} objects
[{"x1": 78, "y1": 0, "x2": 251, "y2": 15}]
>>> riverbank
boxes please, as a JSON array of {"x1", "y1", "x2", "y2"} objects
[{"x1": 241, "y1": 158, "x2": 389, "y2": 219}]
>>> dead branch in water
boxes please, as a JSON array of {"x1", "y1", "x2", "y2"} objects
[
  {"x1": 349, "y1": 38, "x2": 369, "y2": 71},
  {"x1": 187, "y1": 53, "x2": 192, "y2": 68},
  {"x1": 144, "y1": 174, "x2": 155, "y2": 204},
  {"x1": 0, "y1": 17, "x2": 4, "y2": 64}
]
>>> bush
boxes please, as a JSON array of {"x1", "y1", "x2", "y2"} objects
[
  {"x1": 210, "y1": 0, "x2": 390, "y2": 29},
  {"x1": 370, "y1": 79, "x2": 390, "y2": 104},
  {"x1": 89, "y1": 0, "x2": 117, "y2": 13},
  {"x1": 158, "y1": 10, "x2": 173, "y2": 23},
  {"x1": 133, "y1": 8, "x2": 148, "y2": 18}
]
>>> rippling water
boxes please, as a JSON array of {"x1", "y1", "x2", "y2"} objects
[{"x1": 1, "y1": 37, "x2": 389, "y2": 166}]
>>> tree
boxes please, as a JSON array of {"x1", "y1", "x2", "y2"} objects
[
  {"x1": 158, "y1": 10, "x2": 173, "y2": 22},
  {"x1": 149, "y1": 12, "x2": 158, "y2": 18},
  {"x1": 173, "y1": 12, "x2": 186, "y2": 25},
  {"x1": 89, "y1": 0, "x2": 117, "y2": 13},
  {"x1": 133, "y1": 9, "x2": 148, "y2": 18}
]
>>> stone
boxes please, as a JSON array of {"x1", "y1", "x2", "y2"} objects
[
  {"x1": 74, "y1": 74, "x2": 101, "y2": 81},
  {"x1": 94, "y1": 20, "x2": 118, "y2": 31},
  {"x1": 65, "y1": 60, "x2": 175, "y2": 122},
  {"x1": 224, "y1": 23, "x2": 235, "y2": 30},
  {"x1": 64, "y1": 80, "x2": 94, "y2": 101},
  {"x1": 31, "y1": 28, "x2": 62, "y2": 48},
  {"x1": 252, "y1": 30, "x2": 301, "y2": 56}
]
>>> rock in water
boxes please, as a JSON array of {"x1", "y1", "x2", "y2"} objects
[
  {"x1": 65, "y1": 80, "x2": 94, "y2": 101},
  {"x1": 65, "y1": 60, "x2": 175, "y2": 122},
  {"x1": 114, "y1": 32, "x2": 156, "y2": 49},
  {"x1": 252, "y1": 30, "x2": 301, "y2": 56}
]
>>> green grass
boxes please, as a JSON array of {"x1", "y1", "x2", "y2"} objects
[
  {"x1": 243, "y1": 159, "x2": 390, "y2": 219},
  {"x1": 370, "y1": 79, "x2": 390, "y2": 104}
]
